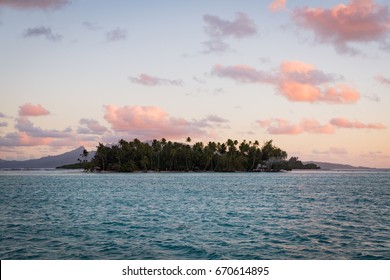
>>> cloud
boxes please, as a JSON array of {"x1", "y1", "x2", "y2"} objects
[
  {"x1": 212, "y1": 64, "x2": 274, "y2": 83},
  {"x1": 257, "y1": 118, "x2": 335, "y2": 135},
  {"x1": 103, "y1": 105, "x2": 217, "y2": 140},
  {"x1": 268, "y1": 0, "x2": 286, "y2": 12},
  {"x1": 292, "y1": 0, "x2": 390, "y2": 54},
  {"x1": 364, "y1": 93, "x2": 380, "y2": 102},
  {"x1": 83, "y1": 21, "x2": 102, "y2": 31},
  {"x1": 19, "y1": 103, "x2": 50, "y2": 116},
  {"x1": 0, "y1": 0, "x2": 69, "y2": 10},
  {"x1": 279, "y1": 61, "x2": 335, "y2": 84},
  {"x1": 106, "y1": 28, "x2": 127, "y2": 42},
  {"x1": 278, "y1": 61, "x2": 358, "y2": 103},
  {"x1": 203, "y1": 12, "x2": 257, "y2": 39},
  {"x1": 312, "y1": 147, "x2": 348, "y2": 155},
  {"x1": 193, "y1": 115, "x2": 230, "y2": 129},
  {"x1": 375, "y1": 74, "x2": 390, "y2": 85},
  {"x1": 78, "y1": 118, "x2": 108, "y2": 135},
  {"x1": 0, "y1": 132, "x2": 53, "y2": 147},
  {"x1": 212, "y1": 61, "x2": 360, "y2": 104},
  {"x1": 259, "y1": 57, "x2": 271, "y2": 64},
  {"x1": 330, "y1": 118, "x2": 386, "y2": 129},
  {"x1": 0, "y1": 117, "x2": 73, "y2": 148},
  {"x1": 0, "y1": 104, "x2": 108, "y2": 150},
  {"x1": 0, "y1": 103, "x2": 79, "y2": 147},
  {"x1": 202, "y1": 12, "x2": 257, "y2": 53},
  {"x1": 360, "y1": 151, "x2": 390, "y2": 162},
  {"x1": 15, "y1": 117, "x2": 70, "y2": 138},
  {"x1": 258, "y1": 117, "x2": 386, "y2": 134},
  {"x1": 129, "y1": 74, "x2": 183, "y2": 86},
  {"x1": 23, "y1": 26, "x2": 62, "y2": 42},
  {"x1": 203, "y1": 114, "x2": 229, "y2": 123},
  {"x1": 202, "y1": 39, "x2": 231, "y2": 54},
  {"x1": 193, "y1": 76, "x2": 206, "y2": 84}
]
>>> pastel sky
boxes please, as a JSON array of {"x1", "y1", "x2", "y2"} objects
[{"x1": 1, "y1": 0, "x2": 389, "y2": 168}]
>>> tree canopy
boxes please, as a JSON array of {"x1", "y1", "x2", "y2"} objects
[{"x1": 86, "y1": 138, "x2": 318, "y2": 172}]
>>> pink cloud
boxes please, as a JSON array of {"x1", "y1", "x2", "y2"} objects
[
  {"x1": 330, "y1": 118, "x2": 386, "y2": 129},
  {"x1": 0, "y1": 132, "x2": 53, "y2": 147},
  {"x1": 375, "y1": 74, "x2": 390, "y2": 85},
  {"x1": 19, "y1": 103, "x2": 50, "y2": 117},
  {"x1": 0, "y1": 117, "x2": 100, "y2": 149},
  {"x1": 129, "y1": 74, "x2": 183, "y2": 86},
  {"x1": 278, "y1": 61, "x2": 358, "y2": 103},
  {"x1": 292, "y1": 0, "x2": 390, "y2": 54},
  {"x1": 279, "y1": 81, "x2": 359, "y2": 103},
  {"x1": 104, "y1": 105, "x2": 211, "y2": 140},
  {"x1": 0, "y1": 105, "x2": 109, "y2": 150},
  {"x1": 268, "y1": 0, "x2": 286, "y2": 12},
  {"x1": 321, "y1": 84, "x2": 360, "y2": 103},
  {"x1": 258, "y1": 118, "x2": 303, "y2": 135},
  {"x1": 212, "y1": 61, "x2": 360, "y2": 104},
  {"x1": 279, "y1": 61, "x2": 337, "y2": 85},
  {"x1": 280, "y1": 60, "x2": 314, "y2": 73},
  {"x1": 279, "y1": 81, "x2": 321, "y2": 102},
  {"x1": 18, "y1": 132, "x2": 52, "y2": 146},
  {"x1": 0, "y1": 0, "x2": 69, "y2": 10},
  {"x1": 258, "y1": 117, "x2": 385, "y2": 135},
  {"x1": 257, "y1": 118, "x2": 335, "y2": 135}
]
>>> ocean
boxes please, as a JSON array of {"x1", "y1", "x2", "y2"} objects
[{"x1": 0, "y1": 170, "x2": 389, "y2": 259}]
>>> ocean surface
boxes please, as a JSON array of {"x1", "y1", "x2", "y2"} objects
[{"x1": 0, "y1": 170, "x2": 389, "y2": 260}]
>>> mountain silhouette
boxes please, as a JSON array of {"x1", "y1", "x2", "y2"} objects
[{"x1": 0, "y1": 146, "x2": 94, "y2": 169}]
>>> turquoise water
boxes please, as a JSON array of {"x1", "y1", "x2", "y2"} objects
[{"x1": 0, "y1": 170, "x2": 389, "y2": 259}]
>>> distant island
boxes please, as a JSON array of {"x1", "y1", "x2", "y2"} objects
[
  {"x1": 303, "y1": 161, "x2": 375, "y2": 170},
  {"x1": 72, "y1": 138, "x2": 320, "y2": 172},
  {"x1": 0, "y1": 146, "x2": 94, "y2": 169}
]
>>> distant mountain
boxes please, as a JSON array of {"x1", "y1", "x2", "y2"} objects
[
  {"x1": 0, "y1": 147, "x2": 95, "y2": 169},
  {"x1": 304, "y1": 161, "x2": 373, "y2": 170}
]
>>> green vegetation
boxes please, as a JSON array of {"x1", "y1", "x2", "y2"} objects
[
  {"x1": 288, "y1": 157, "x2": 320, "y2": 170},
  {"x1": 56, "y1": 162, "x2": 90, "y2": 169},
  {"x1": 57, "y1": 148, "x2": 93, "y2": 170},
  {"x1": 85, "y1": 138, "x2": 319, "y2": 172}
]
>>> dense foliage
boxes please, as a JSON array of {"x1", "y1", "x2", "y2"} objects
[{"x1": 86, "y1": 138, "x2": 316, "y2": 172}]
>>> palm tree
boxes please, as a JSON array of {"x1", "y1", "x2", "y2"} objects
[
  {"x1": 226, "y1": 139, "x2": 238, "y2": 171},
  {"x1": 185, "y1": 137, "x2": 192, "y2": 171},
  {"x1": 204, "y1": 141, "x2": 217, "y2": 171},
  {"x1": 78, "y1": 148, "x2": 89, "y2": 163},
  {"x1": 249, "y1": 140, "x2": 261, "y2": 170},
  {"x1": 152, "y1": 139, "x2": 162, "y2": 171},
  {"x1": 170, "y1": 147, "x2": 177, "y2": 170}
]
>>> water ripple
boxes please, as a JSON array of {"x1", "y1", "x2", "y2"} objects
[{"x1": 0, "y1": 170, "x2": 389, "y2": 259}]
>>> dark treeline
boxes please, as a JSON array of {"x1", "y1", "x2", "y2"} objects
[{"x1": 85, "y1": 137, "x2": 318, "y2": 172}]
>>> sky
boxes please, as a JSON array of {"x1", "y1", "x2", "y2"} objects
[{"x1": 0, "y1": 0, "x2": 389, "y2": 168}]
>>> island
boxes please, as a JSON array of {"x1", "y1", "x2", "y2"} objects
[{"x1": 69, "y1": 138, "x2": 319, "y2": 172}]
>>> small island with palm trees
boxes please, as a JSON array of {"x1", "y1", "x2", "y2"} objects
[{"x1": 71, "y1": 137, "x2": 319, "y2": 172}]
